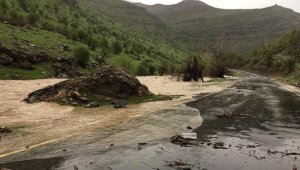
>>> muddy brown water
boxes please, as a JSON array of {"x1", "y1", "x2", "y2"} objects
[{"x1": 1, "y1": 75, "x2": 299, "y2": 170}]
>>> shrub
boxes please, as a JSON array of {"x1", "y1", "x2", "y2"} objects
[
  {"x1": 182, "y1": 57, "x2": 204, "y2": 82},
  {"x1": 17, "y1": 0, "x2": 29, "y2": 12},
  {"x1": 158, "y1": 63, "x2": 169, "y2": 76},
  {"x1": 137, "y1": 64, "x2": 149, "y2": 76},
  {"x1": 209, "y1": 50, "x2": 227, "y2": 78},
  {"x1": 148, "y1": 64, "x2": 156, "y2": 75},
  {"x1": 9, "y1": 10, "x2": 25, "y2": 25},
  {"x1": 112, "y1": 56, "x2": 137, "y2": 73},
  {"x1": 0, "y1": 0, "x2": 8, "y2": 14},
  {"x1": 27, "y1": 12, "x2": 39, "y2": 25},
  {"x1": 87, "y1": 36, "x2": 97, "y2": 51},
  {"x1": 284, "y1": 56, "x2": 296, "y2": 74},
  {"x1": 99, "y1": 38, "x2": 109, "y2": 49},
  {"x1": 77, "y1": 30, "x2": 88, "y2": 42},
  {"x1": 74, "y1": 46, "x2": 90, "y2": 68},
  {"x1": 111, "y1": 41, "x2": 123, "y2": 55}
]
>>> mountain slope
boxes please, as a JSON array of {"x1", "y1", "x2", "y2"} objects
[
  {"x1": 249, "y1": 29, "x2": 300, "y2": 79},
  {"x1": 0, "y1": 0, "x2": 187, "y2": 79},
  {"x1": 137, "y1": 0, "x2": 300, "y2": 55}
]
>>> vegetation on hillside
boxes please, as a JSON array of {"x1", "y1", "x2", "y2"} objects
[
  {"x1": 0, "y1": 0, "x2": 187, "y2": 79},
  {"x1": 248, "y1": 29, "x2": 300, "y2": 83}
]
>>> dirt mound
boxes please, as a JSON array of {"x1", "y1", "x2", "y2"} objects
[{"x1": 24, "y1": 66, "x2": 152, "y2": 105}]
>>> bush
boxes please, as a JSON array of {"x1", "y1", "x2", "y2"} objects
[
  {"x1": 0, "y1": 0, "x2": 8, "y2": 14},
  {"x1": 158, "y1": 63, "x2": 169, "y2": 76},
  {"x1": 99, "y1": 38, "x2": 109, "y2": 49},
  {"x1": 111, "y1": 41, "x2": 123, "y2": 55},
  {"x1": 74, "y1": 46, "x2": 90, "y2": 68},
  {"x1": 17, "y1": 0, "x2": 29, "y2": 12},
  {"x1": 209, "y1": 50, "x2": 227, "y2": 78},
  {"x1": 9, "y1": 10, "x2": 25, "y2": 25},
  {"x1": 148, "y1": 64, "x2": 156, "y2": 75},
  {"x1": 137, "y1": 64, "x2": 149, "y2": 76},
  {"x1": 27, "y1": 13, "x2": 39, "y2": 25},
  {"x1": 77, "y1": 30, "x2": 88, "y2": 42},
  {"x1": 111, "y1": 56, "x2": 137, "y2": 73},
  {"x1": 87, "y1": 36, "x2": 98, "y2": 51},
  {"x1": 182, "y1": 57, "x2": 204, "y2": 82},
  {"x1": 284, "y1": 56, "x2": 296, "y2": 74}
]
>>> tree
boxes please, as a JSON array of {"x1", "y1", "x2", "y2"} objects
[
  {"x1": 210, "y1": 50, "x2": 227, "y2": 78},
  {"x1": 99, "y1": 38, "x2": 109, "y2": 49},
  {"x1": 95, "y1": 48, "x2": 110, "y2": 66},
  {"x1": 111, "y1": 41, "x2": 123, "y2": 55},
  {"x1": 0, "y1": 0, "x2": 8, "y2": 14},
  {"x1": 182, "y1": 57, "x2": 204, "y2": 82},
  {"x1": 74, "y1": 46, "x2": 90, "y2": 68}
]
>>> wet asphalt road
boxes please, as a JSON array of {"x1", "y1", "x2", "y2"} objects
[{"x1": 0, "y1": 72, "x2": 300, "y2": 170}]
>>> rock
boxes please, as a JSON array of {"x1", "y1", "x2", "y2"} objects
[
  {"x1": 84, "y1": 102, "x2": 100, "y2": 108},
  {"x1": 114, "y1": 100, "x2": 127, "y2": 109},
  {"x1": 213, "y1": 142, "x2": 228, "y2": 149},
  {"x1": 60, "y1": 44, "x2": 71, "y2": 51},
  {"x1": 0, "y1": 127, "x2": 12, "y2": 133},
  {"x1": 69, "y1": 91, "x2": 88, "y2": 103},
  {"x1": 24, "y1": 66, "x2": 151, "y2": 105},
  {"x1": 30, "y1": 44, "x2": 36, "y2": 47}
]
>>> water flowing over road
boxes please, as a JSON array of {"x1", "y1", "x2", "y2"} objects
[{"x1": 0, "y1": 73, "x2": 299, "y2": 170}]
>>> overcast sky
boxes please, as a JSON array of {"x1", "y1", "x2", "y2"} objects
[{"x1": 127, "y1": 0, "x2": 300, "y2": 13}]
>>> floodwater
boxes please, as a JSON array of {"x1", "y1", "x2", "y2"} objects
[{"x1": 0, "y1": 76, "x2": 236, "y2": 169}]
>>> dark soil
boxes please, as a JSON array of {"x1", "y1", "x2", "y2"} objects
[{"x1": 23, "y1": 66, "x2": 152, "y2": 106}]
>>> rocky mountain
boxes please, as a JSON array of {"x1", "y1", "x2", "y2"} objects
[{"x1": 137, "y1": 0, "x2": 300, "y2": 55}]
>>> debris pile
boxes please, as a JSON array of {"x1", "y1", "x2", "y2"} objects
[
  {"x1": 171, "y1": 134, "x2": 201, "y2": 147},
  {"x1": 24, "y1": 66, "x2": 152, "y2": 106},
  {"x1": 0, "y1": 127, "x2": 12, "y2": 134}
]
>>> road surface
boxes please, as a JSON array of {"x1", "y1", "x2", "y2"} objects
[{"x1": 0, "y1": 72, "x2": 299, "y2": 170}]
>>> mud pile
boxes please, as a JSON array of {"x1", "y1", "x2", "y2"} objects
[{"x1": 24, "y1": 66, "x2": 151, "y2": 105}]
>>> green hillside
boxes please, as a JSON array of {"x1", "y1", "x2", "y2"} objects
[
  {"x1": 249, "y1": 29, "x2": 300, "y2": 83},
  {"x1": 137, "y1": 0, "x2": 300, "y2": 55},
  {"x1": 0, "y1": 0, "x2": 187, "y2": 79}
]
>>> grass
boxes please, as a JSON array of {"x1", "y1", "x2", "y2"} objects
[{"x1": 0, "y1": 63, "x2": 54, "y2": 79}]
